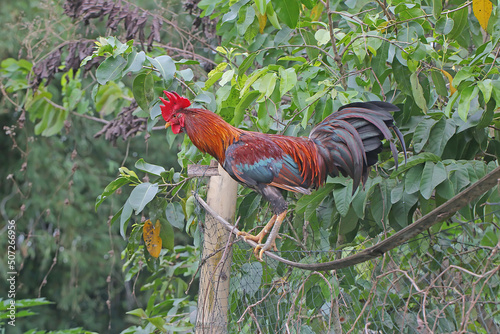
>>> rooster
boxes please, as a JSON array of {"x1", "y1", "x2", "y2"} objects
[{"x1": 159, "y1": 91, "x2": 406, "y2": 260}]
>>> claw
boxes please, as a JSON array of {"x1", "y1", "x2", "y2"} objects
[
  {"x1": 238, "y1": 211, "x2": 287, "y2": 261},
  {"x1": 237, "y1": 215, "x2": 276, "y2": 244}
]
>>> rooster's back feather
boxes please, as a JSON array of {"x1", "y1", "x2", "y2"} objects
[{"x1": 310, "y1": 101, "x2": 406, "y2": 191}]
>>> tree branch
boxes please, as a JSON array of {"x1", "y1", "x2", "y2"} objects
[{"x1": 194, "y1": 166, "x2": 500, "y2": 271}]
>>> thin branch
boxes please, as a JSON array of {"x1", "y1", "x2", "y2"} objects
[
  {"x1": 71, "y1": 111, "x2": 109, "y2": 124},
  {"x1": 382, "y1": 1, "x2": 473, "y2": 31},
  {"x1": 326, "y1": 1, "x2": 345, "y2": 85},
  {"x1": 339, "y1": 34, "x2": 410, "y2": 61},
  {"x1": 194, "y1": 165, "x2": 500, "y2": 271}
]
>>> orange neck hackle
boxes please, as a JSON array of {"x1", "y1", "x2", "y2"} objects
[
  {"x1": 182, "y1": 108, "x2": 243, "y2": 163},
  {"x1": 159, "y1": 91, "x2": 243, "y2": 162}
]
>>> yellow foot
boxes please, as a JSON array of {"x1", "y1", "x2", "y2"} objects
[
  {"x1": 254, "y1": 239, "x2": 279, "y2": 260},
  {"x1": 238, "y1": 211, "x2": 287, "y2": 261},
  {"x1": 237, "y1": 214, "x2": 277, "y2": 243}
]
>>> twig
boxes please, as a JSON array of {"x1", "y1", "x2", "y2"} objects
[
  {"x1": 237, "y1": 284, "x2": 275, "y2": 323},
  {"x1": 326, "y1": 1, "x2": 345, "y2": 85},
  {"x1": 71, "y1": 111, "x2": 109, "y2": 124},
  {"x1": 194, "y1": 166, "x2": 500, "y2": 271},
  {"x1": 339, "y1": 34, "x2": 410, "y2": 61},
  {"x1": 382, "y1": 1, "x2": 472, "y2": 31}
]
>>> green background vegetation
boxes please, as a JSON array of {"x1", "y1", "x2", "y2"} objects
[{"x1": 1, "y1": 0, "x2": 499, "y2": 333}]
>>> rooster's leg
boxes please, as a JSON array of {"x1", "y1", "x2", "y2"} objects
[
  {"x1": 238, "y1": 215, "x2": 277, "y2": 245},
  {"x1": 256, "y1": 210, "x2": 287, "y2": 260}
]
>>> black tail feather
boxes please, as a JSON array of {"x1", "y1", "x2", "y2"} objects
[{"x1": 310, "y1": 101, "x2": 406, "y2": 191}]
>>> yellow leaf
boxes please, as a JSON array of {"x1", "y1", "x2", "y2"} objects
[
  {"x1": 310, "y1": 3, "x2": 324, "y2": 22},
  {"x1": 439, "y1": 69, "x2": 457, "y2": 95},
  {"x1": 257, "y1": 13, "x2": 267, "y2": 34},
  {"x1": 377, "y1": 20, "x2": 394, "y2": 33},
  {"x1": 143, "y1": 219, "x2": 162, "y2": 258},
  {"x1": 473, "y1": 0, "x2": 492, "y2": 31}
]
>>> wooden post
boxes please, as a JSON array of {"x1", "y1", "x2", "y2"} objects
[{"x1": 195, "y1": 161, "x2": 238, "y2": 333}]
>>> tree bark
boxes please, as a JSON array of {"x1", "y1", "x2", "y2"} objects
[{"x1": 196, "y1": 162, "x2": 238, "y2": 334}]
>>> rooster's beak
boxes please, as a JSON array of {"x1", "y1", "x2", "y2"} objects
[{"x1": 165, "y1": 122, "x2": 171, "y2": 129}]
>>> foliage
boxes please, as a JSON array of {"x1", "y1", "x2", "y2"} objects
[
  {"x1": 0, "y1": 0, "x2": 187, "y2": 332},
  {"x1": 2, "y1": 0, "x2": 500, "y2": 332},
  {"x1": 0, "y1": 298, "x2": 97, "y2": 334}
]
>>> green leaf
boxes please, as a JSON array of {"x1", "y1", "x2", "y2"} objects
[
  {"x1": 219, "y1": 69, "x2": 234, "y2": 86},
  {"x1": 0, "y1": 298, "x2": 52, "y2": 310},
  {"x1": 391, "y1": 181, "x2": 405, "y2": 204},
  {"x1": 120, "y1": 200, "x2": 133, "y2": 239},
  {"x1": 238, "y1": 6, "x2": 256, "y2": 36},
  {"x1": 277, "y1": 56, "x2": 307, "y2": 63},
  {"x1": 420, "y1": 161, "x2": 447, "y2": 200},
  {"x1": 128, "y1": 182, "x2": 159, "y2": 214},
  {"x1": 480, "y1": 226, "x2": 499, "y2": 247},
  {"x1": 452, "y1": 67, "x2": 475, "y2": 88},
  {"x1": 444, "y1": 91, "x2": 460, "y2": 118},
  {"x1": 410, "y1": 72, "x2": 427, "y2": 112},
  {"x1": 339, "y1": 207, "x2": 358, "y2": 235},
  {"x1": 222, "y1": 0, "x2": 249, "y2": 22},
  {"x1": 41, "y1": 108, "x2": 69, "y2": 137},
  {"x1": 389, "y1": 191, "x2": 418, "y2": 229},
  {"x1": 258, "y1": 72, "x2": 277, "y2": 99},
  {"x1": 432, "y1": 0, "x2": 442, "y2": 19},
  {"x1": 240, "y1": 67, "x2": 269, "y2": 97},
  {"x1": 266, "y1": 1, "x2": 281, "y2": 29},
  {"x1": 238, "y1": 53, "x2": 257, "y2": 78},
  {"x1": 449, "y1": 164, "x2": 471, "y2": 193},
  {"x1": 426, "y1": 118, "x2": 456, "y2": 156},
  {"x1": 435, "y1": 178, "x2": 455, "y2": 199},
  {"x1": 178, "y1": 69, "x2": 194, "y2": 82},
  {"x1": 96, "y1": 56, "x2": 127, "y2": 85},
  {"x1": 332, "y1": 183, "x2": 353, "y2": 217},
  {"x1": 239, "y1": 193, "x2": 262, "y2": 217},
  {"x1": 205, "y1": 71, "x2": 224, "y2": 89},
  {"x1": 478, "y1": 79, "x2": 493, "y2": 103},
  {"x1": 135, "y1": 159, "x2": 166, "y2": 176},
  {"x1": 296, "y1": 184, "x2": 335, "y2": 214},
  {"x1": 96, "y1": 177, "x2": 130, "y2": 210},
  {"x1": 431, "y1": 70, "x2": 448, "y2": 97},
  {"x1": 435, "y1": 17, "x2": 454, "y2": 35},
  {"x1": 240, "y1": 262, "x2": 262, "y2": 295},
  {"x1": 404, "y1": 163, "x2": 424, "y2": 194},
  {"x1": 448, "y1": 7, "x2": 469, "y2": 41},
  {"x1": 149, "y1": 102, "x2": 162, "y2": 120},
  {"x1": 274, "y1": 0, "x2": 300, "y2": 29},
  {"x1": 233, "y1": 90, "x2": 260, "y2": 126},
  {"x1": 119, "y1": 166, "x2": 141, "y2": 183},
  {"x1": 255, "y1": 0, "x2": 266, "y2": 15},
  {"x1": 314, "y1": 29, "x2": 331, "y2": 46},
  {"x1": 148, "y1": 55, "x2": 176, "y2": 86},
  {"x1": 123, "y1": 50, "x2": 146, "y2": 76},
  {"x1": 127, "y1": 308, "x2": 147, "y2": 318},
  {"x1": 413, "y1": 118, "x2": 438, "y2": 153},
  {"x1": 133, "y1": 73, "x2": 155, "y2": 113},
  {"x1": 393, "y1": 58, "x2": 413, "y2": 95},
  {"x1": 305, "y1": 286, "x2": 323, "y2": 309},
  {"x1": 165, "y1": 202, "x2": 185, "y2": 229},
  {"x1": 458, "y1": 86, "x2": 479, "y2": 121},
  {"x1": 159, "y1": 219, "x2": 174, "y2": 252},
  {"x1": 147, "y1": 316, "x2": 166, "y2": 329},
  {"x1": 279, "y1": 67, "x2": 297, "y2": 97},
  {"x1": 370, "y1": 182, "x2": 392, "y2": 228}
]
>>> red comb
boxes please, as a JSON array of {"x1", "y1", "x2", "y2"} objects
[{"x1": 159, "y1": 91, "x2": 191, "y2": 121}]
